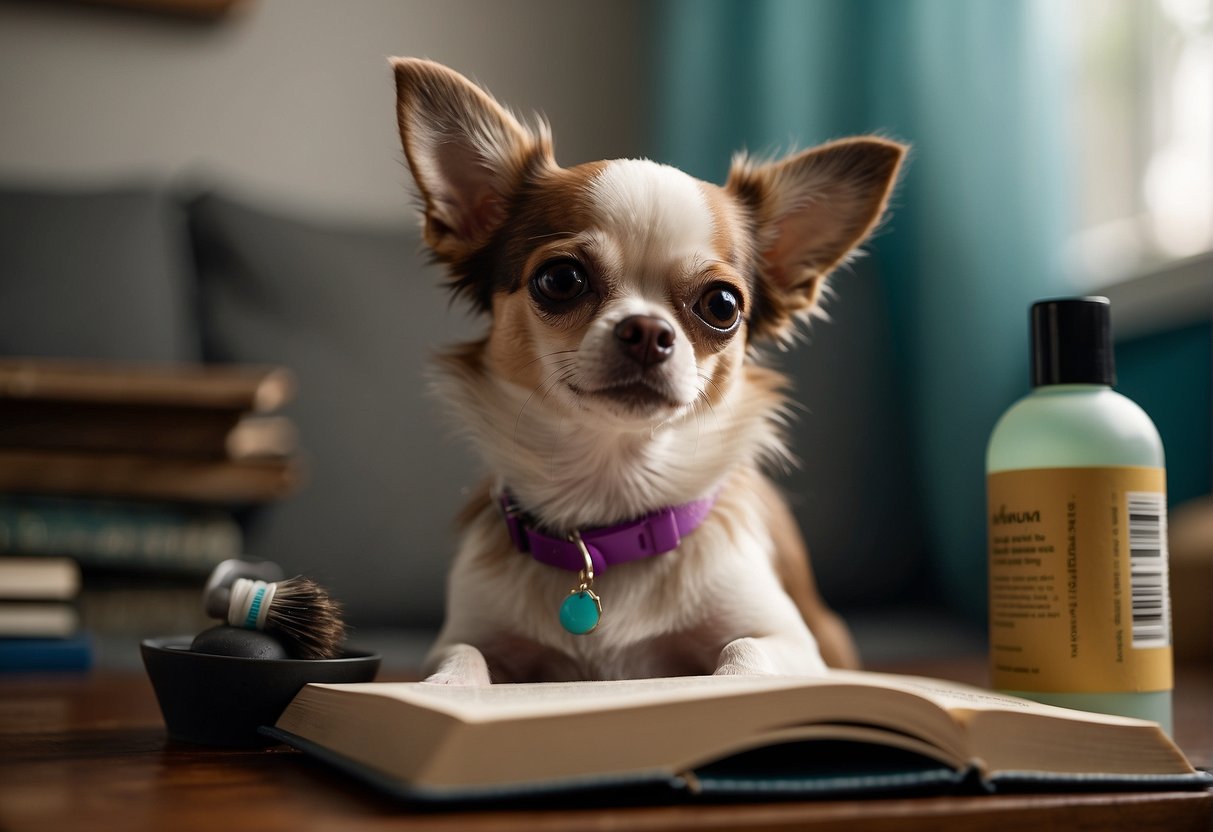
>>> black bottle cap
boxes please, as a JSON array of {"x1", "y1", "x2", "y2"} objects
[{"x1": 1030, "y1": 297, "x2": 1116, "y2": 387}]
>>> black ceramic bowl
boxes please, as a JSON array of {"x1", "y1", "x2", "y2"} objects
[{"x1": 141, "y1": 636, "x2": 381, "y2": 747}]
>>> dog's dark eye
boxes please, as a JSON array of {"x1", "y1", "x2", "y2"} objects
[
  {"x1": 532, "y1": 260, "x2": 588, "y2": 304},
  {"x1": 694, "y1": 286, "x2": 741, "y2": 330}
]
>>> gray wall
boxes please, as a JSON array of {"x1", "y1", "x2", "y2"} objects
[{"x1": 0, "y1": 0, "x2": 652, "y2": 223}]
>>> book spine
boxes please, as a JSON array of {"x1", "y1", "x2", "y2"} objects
[
  {"x1": 0, "y1": 602, "x2": 80, "y2": 638},
  {"x1": 0, "y1": 359, "x2": 295, "y2": 412},
  {"x1": 0, "y1": 634, "x2": 93, "y2": 672},
  {"x1": 0, "y1": 557, "x2": 81, "y2": 600},
  {"x1": 0, "y1": 450, "x2": 301, "y2": 505},
  {"x1": 0, "y1": 401, "x2": 242, "y2": 458},
  {"x1": 0, "y1": 404, "x2": 297, "y2": 460},
  {"x1": 0, "y1": 497, "x2": 242, "y2": 574}
]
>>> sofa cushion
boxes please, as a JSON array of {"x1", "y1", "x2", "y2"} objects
[
  {"x1": 189, "y1": 192, "x2": 480, "y2": 627},
  {"x1": 0, "y1": 185, "x2": 200, "y2": 361}
]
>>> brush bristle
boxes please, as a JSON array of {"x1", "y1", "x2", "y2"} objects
[{"x1": 262, "y1": 577, "x2": 346, "y2": 659}]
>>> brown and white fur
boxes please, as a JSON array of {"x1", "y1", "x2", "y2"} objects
[{"x1": 391, "y1": 58, "x2": 906, "y2": 685}]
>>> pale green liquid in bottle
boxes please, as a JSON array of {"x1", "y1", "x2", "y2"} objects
[{"x1": 987, "y1": 383, "x2": 1172, "y2": 733}]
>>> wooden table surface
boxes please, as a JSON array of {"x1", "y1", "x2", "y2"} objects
[{"x1": 1, "y1": 655, "x2": 1209, "y2": 832}]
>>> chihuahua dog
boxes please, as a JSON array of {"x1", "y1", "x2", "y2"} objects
[{"x1": 391, "y1": 59, "x2": 905, "y2": 685}]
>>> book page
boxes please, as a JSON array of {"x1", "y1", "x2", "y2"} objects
[
  {"x1": 317, "y1": 675, "x2": 831, "y2": 722},
  {"x1": 833, "y1": 671, "x2": 1153, "y2": 727},
  {"x1": 821, "y1": 673, "x2": 1192, "y2": 777},
  {"x1": 315, "y1": 670, "x2": 1158, "y2": 734}
]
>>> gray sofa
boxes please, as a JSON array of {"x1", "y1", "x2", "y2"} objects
[{"x1": 0, "y1": 182, "x2": 977, "y2": 667}]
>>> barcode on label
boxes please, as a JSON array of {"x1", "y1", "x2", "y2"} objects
[{"x1": 1126, "y1": 491, "x2": 1171, "y2": 649}]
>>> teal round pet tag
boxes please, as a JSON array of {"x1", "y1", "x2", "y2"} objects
[{"x1": 559, "y1": 589, "x2": 601, "y2": 635}]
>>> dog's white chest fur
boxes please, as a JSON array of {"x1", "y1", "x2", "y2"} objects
[{"x1": 435, "y1": 474, "x2": 823, "y2": 683}]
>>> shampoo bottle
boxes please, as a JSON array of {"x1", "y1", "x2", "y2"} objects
[{"x1": 986, "y1": 297, "x2": 1172, "y2": 732}]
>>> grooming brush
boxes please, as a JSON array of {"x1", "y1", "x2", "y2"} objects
[{"x1": 200, "y1": 560, "x2": 347, "y2": 660}]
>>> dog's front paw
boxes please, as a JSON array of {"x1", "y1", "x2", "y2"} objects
[
  {"x1": 422, "y1": 643, "x2": 491, "y2": 686},
  {"x1": 714, "y1": 635, "x2": 829, "y2": 676},
  {"x1": 423, "y1": 670, "x2": 490, "y2": 686},
  {"x1": 713, "y1": 637, "x2": 778, "y2": 676}
]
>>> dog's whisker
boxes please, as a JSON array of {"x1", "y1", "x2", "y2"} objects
[
  {"x1": 521, "y1": 349, "x2": 579, "y2": 372},
  {"x1": 693, "y1": 396, "x2": 722, "y2": 451},
  {"x1": 549, "y1": 405, "x2": 573, "y2": 482},
  {"x1": 540, "y1": 369, "x2": 576, "y2": 407},
  {"x1": 686, "y1": 396, "x2": 704, "y2": 459},
  {"x1": 512, "y1": 362, "x2": 577, "y2": 447},
  {"x1": 538, "y1": 376, "x2": 579, "y2": 482},
  {"x1": 695, "y1": 372, "x2": 734, "y2": 433}
]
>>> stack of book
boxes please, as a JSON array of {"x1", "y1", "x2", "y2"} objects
[
  {"x1": 0, "y1": 556, "x2": 89, "y2": 670},
  {"x1": 0, "y1": 358, "x2": 303, "y2": 669}
]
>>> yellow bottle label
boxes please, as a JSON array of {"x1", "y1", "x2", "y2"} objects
[{"x1": 987, "y1": 466, "x2": 1172, "y2": 693}]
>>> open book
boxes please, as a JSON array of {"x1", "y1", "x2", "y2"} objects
[{"x1": 265, "y1": 671, "x2": 1210, "y2": 803}]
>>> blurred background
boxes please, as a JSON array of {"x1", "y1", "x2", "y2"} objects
[{"x1": 0, "y1": 0, "x2": 1209, "y2": 670}]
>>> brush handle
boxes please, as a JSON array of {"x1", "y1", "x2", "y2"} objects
[
  {"x1": 202, "y1": 558, "x2": 284, "y2": 619},
  {"x1": 228, "y1": 578, "x2": 278, "y2": 630}
]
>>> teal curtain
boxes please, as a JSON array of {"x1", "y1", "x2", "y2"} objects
[{"x1": 653, "y1": 0, "x2": 1073, "y2": 620}]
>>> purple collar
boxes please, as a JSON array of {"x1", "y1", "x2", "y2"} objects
[{"x1": 500, "y1": 492, "x2": 716, "y2": 575}]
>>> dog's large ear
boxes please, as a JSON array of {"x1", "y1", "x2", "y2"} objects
[
  {"x1": 391, "y1": 58, "x2": 553, "y2": 261},
  {"x1": 727, "y1": 138, "x2": 907, "y2": 342}
]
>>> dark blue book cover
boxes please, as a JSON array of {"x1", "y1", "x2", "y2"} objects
[{"x1": 0, "y1": 633, "x2": 94, "y2": 672}]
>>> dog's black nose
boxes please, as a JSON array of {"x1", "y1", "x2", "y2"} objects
[{"x1": 614, "y1": 315, "x2": 675, "y2": 367}]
